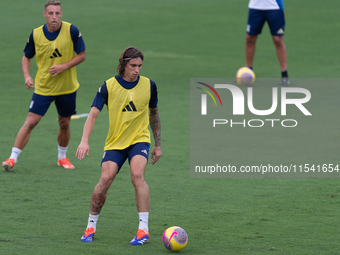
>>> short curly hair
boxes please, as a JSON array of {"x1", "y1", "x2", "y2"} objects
[{"x1": 45, "y1": 0, "x2": 61, "y2": 10}]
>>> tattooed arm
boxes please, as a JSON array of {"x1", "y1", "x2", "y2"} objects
[{"x1": 149, "y1": 106, "x2": 162, "y2": 164}]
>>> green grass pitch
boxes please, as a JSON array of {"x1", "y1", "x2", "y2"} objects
[{"x1": 0, "y1": 0, "x2": 339, "y2": 254}]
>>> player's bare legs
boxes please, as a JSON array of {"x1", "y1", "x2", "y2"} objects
[
  {"x1": 272, "y1": 35, "x2": 287, "y2": 71},
  {"x1": 245, "y1": 34, "x2": 258, "y2": 69},
  {"x1": 13, "y1": 112, "x2": 42, "y2": 149},
  {"x1": 81, "y1": 161, "x2": 119, "y2": 242},
  {"x1": 2, "y1": 112, "x2": 41, "y2": 170},
  {"x1": 129, "y1": 155, "x2": 150, "y2": 245},
  {"x1": 130, "y1": 155, "x2": 150, "y2": 212},
  {"x1": 272, "y1": 35, "x2": 289, "y2": 85},
  {"x1": 56, "y1": 115, "x2": 76, "y2": 169},
  {"x1": 90, "y1": 161, "x2": 119, "y2": 215},
  {"x1": 57, "y1": 115, "x2": 71, "y2": 147}
]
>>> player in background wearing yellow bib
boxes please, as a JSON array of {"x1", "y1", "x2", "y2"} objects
[
  {"x1": 76, "y1": 47, "x2": 162, "y2": 245},
  {"x1": 2, "y1": 0, "x2": 86, "y2": 171}
]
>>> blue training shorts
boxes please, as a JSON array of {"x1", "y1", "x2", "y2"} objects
[
  {"x1": 247, "y1": 9, "x2": 285, "y2": 36},
  {"x1": 101, "y1": 142, "x2": 150, "y2": 172},
  {"x1": 29, "y1": 91, "x2": 77, "y2": 117}
]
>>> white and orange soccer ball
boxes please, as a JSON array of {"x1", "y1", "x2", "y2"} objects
[
  {"x1": 162, "y1": 226, "x2": 188, "y2": 252},
  {"x1": 236, "y1": 67, "x2": 256, "y2": 86}
]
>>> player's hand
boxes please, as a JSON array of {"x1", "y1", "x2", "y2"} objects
[
  {"x1": 49, "y1": 64, "x2": 65, "y2": 77},
  {"x1": 150, "y1": 146, "x2": 162, "y2": 165},
  {"x1": 76, "y1": 141, "x2": 90, "y2": 160},
  {"x1": 24, "y1": 76, "x2": 34, "y2": 90}
]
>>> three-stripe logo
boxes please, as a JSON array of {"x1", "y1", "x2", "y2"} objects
[
  {"x1": 50, "y1": 48, "x2": 62, "y2": 59},
  {"x1": 122, "y1": 101, "x2": 137, "y2": 112}
]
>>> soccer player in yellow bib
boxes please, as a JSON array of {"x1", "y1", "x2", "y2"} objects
[
  {"x1": 2, "y1": 0, "x2": 86, "y2": 171},
  {"x1": 76, "y1": 47, "x2": 162, "y2": 245}
]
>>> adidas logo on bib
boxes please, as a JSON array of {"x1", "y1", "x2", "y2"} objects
[
  {"x1": 50, "y1": 48, "x2": 62, "y2": 58},
  {"x1": 123, "y1": 101, "x2": 137, "y2": 112}
]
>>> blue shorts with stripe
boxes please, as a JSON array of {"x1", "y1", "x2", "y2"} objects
[
  {"x1": 101, "y1": 142, "x2": 150, "y2": 172},
  {"x1": 29, "y1": 91, "x2": 77, "y2": 117},
  {"x1": 247, "y1": 9, "x2": 285, "y2": 36}
]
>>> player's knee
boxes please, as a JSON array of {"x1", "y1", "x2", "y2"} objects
[
  {"x1": 24, "y1": 113, "x2": 41, "y2": 130},
  {"x1": 99, "y1": 175, "x2": 114, "y2": 190},
  {"x1": 131, "y1": 171, "x2": 144, "y2": 187},
  {"x1": 272, "y1": 36, "x2": 285, "y2": 47},
  {"x1": 23, "y1": 119, "x2": 39, "y2": 130},
  {"x1": 58, "y1": 118, "x2": 70, "y2": 130},
  {"x1": 246, "y1": 34, "x2": 257, "y2": 45}
]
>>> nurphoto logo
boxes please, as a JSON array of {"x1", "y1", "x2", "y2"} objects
[{"x1": 196, "y1": 82, "x2": 312, "y2": 128}]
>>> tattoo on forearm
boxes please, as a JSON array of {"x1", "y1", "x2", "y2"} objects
[
  {"x1": 91, "y1": 193, "x2": 106, "y2": 214},
  {"x1": 149, "y1": 107, "x2": 161, "y2": 147}
]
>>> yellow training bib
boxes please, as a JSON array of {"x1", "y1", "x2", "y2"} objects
[
  {"x1": 33, "y1": 21, "x2": 79, "y2": 96},
  {"x1": 104, "y1": 76, "x2": 151, "y2": 150}
]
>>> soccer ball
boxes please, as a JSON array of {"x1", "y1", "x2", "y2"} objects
[
  {"x1": 236, "y1": 67, "x2": 255, "y2": 86},
  {"x1": 162, "y1": 226, "x2": 188, "y2": 252}
]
